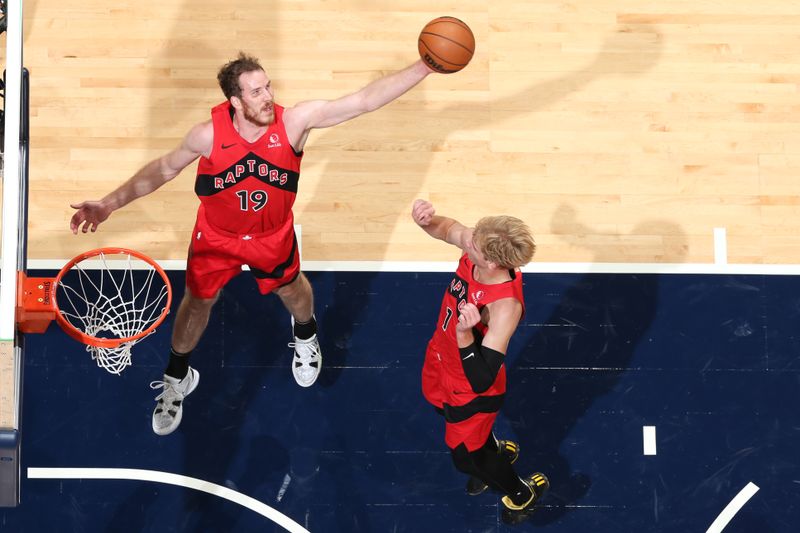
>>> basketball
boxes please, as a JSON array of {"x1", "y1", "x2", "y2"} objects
[{"x1": 418, "y1": 16, "x2": 475, "y2": 74}]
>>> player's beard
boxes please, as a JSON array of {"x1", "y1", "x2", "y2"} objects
[{"x1": 244, "y1": 102, "x2": 274, "y2": 127}]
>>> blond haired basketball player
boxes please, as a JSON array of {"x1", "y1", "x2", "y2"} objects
[{"x1": 412, "y1": 199, "x2": 549, "y2": 524}]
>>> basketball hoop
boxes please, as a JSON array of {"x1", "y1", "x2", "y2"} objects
[{"x1": 17, "y1": 248, "x2": 172, "y2": 375}]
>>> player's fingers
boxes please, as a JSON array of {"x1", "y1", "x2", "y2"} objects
[{"x1": 70, "y1": 213, "x2": 84, "y2": 232}]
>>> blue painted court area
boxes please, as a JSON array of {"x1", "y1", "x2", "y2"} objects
[{"x1": 1, "y1": 270, "x2": 799, "y2": 532}]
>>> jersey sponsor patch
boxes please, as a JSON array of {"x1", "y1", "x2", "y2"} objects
[{"x1": 267, "y1": 133, "x2": 282, "y2": 148}]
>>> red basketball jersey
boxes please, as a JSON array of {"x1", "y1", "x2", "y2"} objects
[
  {"x1": 428, "y1": 254, "x2": 525, "y2": 400},
  {"x1": 195, "y1": 102, "x2": 303, "y2": 234}
]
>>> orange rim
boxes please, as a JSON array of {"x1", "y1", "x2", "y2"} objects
[{"x1": 52, "y1": 247, "x2": 173, "y2": 348}]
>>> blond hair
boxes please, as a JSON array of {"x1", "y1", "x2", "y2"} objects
[{"x1": 473, "y1": 216, "x2": 536, "y2": 269}]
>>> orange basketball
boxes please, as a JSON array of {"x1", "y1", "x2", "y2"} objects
[{"x1": 418, "y1": 16, "x2": 475, "y2": 74}]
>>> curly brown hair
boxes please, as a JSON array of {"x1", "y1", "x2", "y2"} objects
[{"x1": 217, "y1": 52, "x2": 264, "y2": 100}]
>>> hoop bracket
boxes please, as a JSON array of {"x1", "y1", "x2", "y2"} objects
[
  {"x1": 16, "y1": 272, "x2": 56, "y2": 334},
  {"x1": 13, "y1": 248, "x2": 172, "y2": 374}
]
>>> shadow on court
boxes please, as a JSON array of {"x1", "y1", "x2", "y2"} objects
[
  {"x1": 300, "y1": 24, "x2": 665, "y2": 389},
  {"x1": 502, "y1": 206, "x2": 687, "y2": 526}
]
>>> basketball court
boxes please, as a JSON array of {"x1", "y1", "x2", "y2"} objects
[{"x1": 2, "y1": 1, "x2": 800, "y2": 532}]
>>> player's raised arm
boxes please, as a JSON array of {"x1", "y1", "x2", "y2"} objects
[
  {"x1": 70, "y1": 121, "x2": 213, "y2": 234},
  {"x1": 282, "y1": 60, "x2": 433, "y2": 151},
  {"x1": 411, "y1": 199, "x2": 472, "y2": 251}
]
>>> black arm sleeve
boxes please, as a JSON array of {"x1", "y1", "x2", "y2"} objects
[{"x1": 458, "y1": 342, "x2": 505, "y2": 394}]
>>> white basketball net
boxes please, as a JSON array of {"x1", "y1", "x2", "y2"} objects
[{"x1": 56, "y1": 251, "x2": 170, "y2": 375}]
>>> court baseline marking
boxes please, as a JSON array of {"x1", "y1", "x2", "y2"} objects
[
  {"x1": 706, "y1": 482, "x2": 759, "y2": 533},
  {"x1": 26, "y1": 259, "x2": 800, "y2": 275},
  {"x1": 27, "y1": 467, "x2": 309, "y2": 533}
]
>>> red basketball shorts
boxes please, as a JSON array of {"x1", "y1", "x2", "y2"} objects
[
  {"x1": 444, "y1": 412, "x2": 498, "y2": 452},
  {"x1": 186, "y1": 208, "x2": 300, "y2": 299},
  {"x1": 422, "y1": 341, "x2": 499, "y2": 452}
]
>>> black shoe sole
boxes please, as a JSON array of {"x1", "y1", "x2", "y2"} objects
[
  {"x1": 466, "y1": 479, "x2": 489, "y2": 496},
  {"x1": 501, "y1": 506, "x2": 538, "y2": 526}
]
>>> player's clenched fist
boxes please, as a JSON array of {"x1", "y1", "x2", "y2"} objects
[
  {"x1": 456, "y1": 303, "x2": 481, "y2": 332},
  {"x1": 412, "y1": 199, "x2": 435, "y2": 226}
]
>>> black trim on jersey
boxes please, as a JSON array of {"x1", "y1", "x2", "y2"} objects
[
  {"x1": 470, "y1": 263, "x2": 517, "y2": 285},
  {"x1": 195, "y1": 153, "x2": 300, "y2": 196},
  {"x1": 442, "y1": 394, "x2": 504, "y2": 423},
  {"x1": 249, "y1": 236, "x2": 298, "y2": 280},
  {"x1": 447, "y1": 273, "x2": 469, "y2": 309}
]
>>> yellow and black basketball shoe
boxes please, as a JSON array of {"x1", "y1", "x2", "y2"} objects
[{"x1": 500, "y1": 472, "x2": 549, "y2": 525}]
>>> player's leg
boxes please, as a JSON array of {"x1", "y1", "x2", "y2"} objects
[
  {"x1": 170, "y1": 289, "x2": 220, "y2": 370},
  {"x1": 151, "y1": 219, "x2": 241, "y2": 436},
  {"x1": 446, "y1": 414, "x2": 547, "y2": 512},
  {"x1": 451, "y1": 436, "x2": 547, "y2": 513},
  {"x1": 465, "y1": 434, "x2": 520, "y2": 495},
  {"x1": 450, "y1": 436, "x2": 523, "y2": 495},
  {"x1": 275, "y1": 271, "x2": 314, "y2": 322},
  {"x1": 151, "y1": 289, "x2": 217, "y2": 436},
  {"x1": 275, "y1": 272, "x2": 322, "y2": 387},
  {"x1": 247, "y1": 225, "x2": 320, "y2": 387}
]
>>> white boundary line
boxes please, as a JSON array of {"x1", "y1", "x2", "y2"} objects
[
  {"x1": 27, "y1": 467, "x2": 309, "y2": 533},
  {"x1": 642, "y1": 426, "x2": 656, "y2": 456},
  {"x1": 706, "y1": 482, "x2": 759, "y2": 533},
  {"x1": 714, "y1": 228, "x2": 728, "y2": 265},
  {"x1": 25, "y1": 258, "x2": 800, "y2": 275}
]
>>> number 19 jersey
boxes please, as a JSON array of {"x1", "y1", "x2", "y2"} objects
[{"x1": 194, "y1": 101, "x2": 303, "y2": 235}]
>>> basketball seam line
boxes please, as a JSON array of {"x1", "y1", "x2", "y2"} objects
[
  {"x1": 419, "y1": 32, "x2": 475, "y2": 54},
  {"x1": 418, "y1": 41, "x2": 470, "y2": 68},
  {"x1": 427, "y1": 18, "x2": 470, "y2": 30}
]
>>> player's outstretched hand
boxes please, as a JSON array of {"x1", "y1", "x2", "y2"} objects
[
  {"x1": 70, "y1": 200, "x2": 112, "y2": 234},
  {"x1": 412, "y1": 199, "x2": 435, "y2": 226},
  {"x1": 456, "y1": 303, "x2": 481, "y2": 332}
]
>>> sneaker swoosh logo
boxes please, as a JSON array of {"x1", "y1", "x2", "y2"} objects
[
  {"x1": 221, "y1": 143, "x2": 236, "y2": 149},
  {"x1": 462, "y1": 352, "x2": 475, "y2": 360}
]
